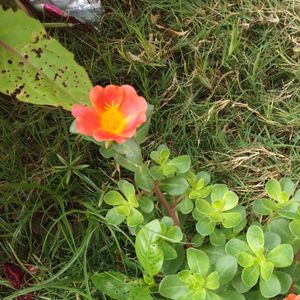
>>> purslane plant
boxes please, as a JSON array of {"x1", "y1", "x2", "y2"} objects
[
  {"x1": 2, "y1": 7, "x2": 300, "y2": 300},
  {"x1": 226, "y1": 225, "x2": 294, "y2": 298},
  {"x1": 72, "y1": 88, "x2": 300, "y2": 300}
]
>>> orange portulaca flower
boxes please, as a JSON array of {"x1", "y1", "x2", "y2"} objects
[
  {"x1": 72, "y1": 85, "x2": 148, "y2": 144},
  {"x1": 284, "y1": 294, "x2": 300, "y2": 300}
]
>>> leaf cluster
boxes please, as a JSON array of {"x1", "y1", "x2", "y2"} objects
[{"x1": 94, "y1": 144, "x2": 300, "y2": 300}]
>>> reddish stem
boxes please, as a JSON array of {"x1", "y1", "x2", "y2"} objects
[
  {"x1": 289, "y1": 246, "x2": 300, "y2": 294},
  {"x1": 153, "y1": 182, "x2": 181, "y2": 227},
  {"x1": 295, "y1": 247, "x2": 300, "y2": 262}
]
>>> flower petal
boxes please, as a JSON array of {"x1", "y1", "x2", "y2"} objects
[
  {"x1": 93, "y1": 129, "x2": 127, "y2": 144},
  {"x1": 90, "y1": 85, "x2": 124, "y2": 113},
  {"x1": 119, "y1": 85, "x2": 148, "y2": 118},
  {"x1": 118, "y1": 85, "x2": 147, "y2": 137},
  {"x1": 71, "y1": 104, "x2": 99, "y2": 135},
  {"x1": 121, "y1": 112, "x2": 147, "y2": 138}
]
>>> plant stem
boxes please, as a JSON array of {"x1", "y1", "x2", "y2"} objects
[
  {"x1": 153, "y1": 182, "x2": 181, "y2": 227},
  {"x1": 295, "y1": 247, "x2": 300, "y2": 261},
  {"x1": 289, "y1": 246, "x2": 300, "y2": 294}
]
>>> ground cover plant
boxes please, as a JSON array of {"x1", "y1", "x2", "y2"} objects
[{"x1": 1, "y1": 0, "x2": 300, "y2": 299}]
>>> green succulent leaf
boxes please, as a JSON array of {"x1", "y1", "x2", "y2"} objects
[
  {"x1": 196, "y1": 171, "x2": 211, "y2": 185},
  {"x1": 161, "y1": 245, "x2": 185, "y2": 275},
  {"x1": 209, "y1": 229, "x2": 226, "y2": 246},
  {"x1": 274, "y1": 271, "x2": 293, "y2": 294},
  {"x1": 189, "y1": 186, "x2": 212, "y2": 199},
  {"x1": 113, "y1": 138, "x2": 143, "y2": 166},
  {"x1": 243, "y1": 291, "x2": 267, "y2": 300},
  {"x1": 242, "y1": 265, "x2": 259, "y2": 287},
  {"x1": 113, "y1": 152, "x2": 140, "y2": 172},
  {"x1": 266, "y1": 244, "x2": 293, "y2": 267},
  {"x1": 205, "y1": 272, "x2": 219, "y2": 290},
  {"x1": 290, "y1": 219, "x2": 300, "y2": 239},
  {"x1": 195, "y1": 178, "x2": 206, "y2": 191},
  {"x1": 219, "y1": 291, "x2": 245, "y2": 300},
  {"x1": 0, "y1": 7, "x2": 92, "y2": 110},
  {"x1": 278, "y1": 191, "x2": 290, "y2": 203},
  {"x1": 196, "y1": 216, "x2": 216, "y2": 236},
  {"x1": 165, "y1": 226, "x2": 183, "y2": 243},
  {"x1": 158, "y1": 145, "x2": 171, "y2": 164},
  {"x1": 190, "y1": 289, "x2": 206, "y2": 300},
  {"x1": 267, "y1": 218, "x2": 295, "y2": 244},
  {"x1": 246, "y1": 225, "x2": 264, "y2": 255},
  {"x1": 106, "y1": 207, "x2": 126, "y2": 225},
  {"x1": 116, "y1": 205, "x2": 130, "y2": 216},
  {"x1": 230, "y1": 206, "x2": 247, "y2": 234},
  {"x1": 265, "y1": 179, "x2": 281, "y2": 201},
  {"x1": 192, "y1": 207, "x2": 203, "y2": 220},
  {"x1": 285, "y1": 260, "x2": 300, "y2": 283},
  {"x1": 150, "y1": 151, "x2": 161, "y2": 165},
  {"x1": 177, "y1": 270, "x2": 193, "y2": 284},
  {"x1": 264, "y1": 232, "x2": 281, "y2": 253},
  {"x1": 201, "y1": 245, "x2": 226, "y2": 265},
  {"x1": 135, "y1": 104, "x2": 154, "y2": 144},
  {"x1": 225, "y1": 239, "x2": 252, "y2": 258},
  {"x1": 178, "y1": 197, "x2": 194, "y2": 214},
  {"x1": 162, "y1": 164, "x2": 176, "y2": 177},
  {"x1": 168, "y1": 155, "x2": 191, "y2": 174},
  {"x1": 212, "y1": 200, "x2": 224, "y2": 211},
  {"x1": 278, "y1": 195, "x2": 290, "y2": 206},
  {"x1": 211, "y1": 184, "x2": 228, "y2": 202},
  {"x1": 159, "y1": 275, "x2": 188, "y2": 300},
  {"x1": 215, "y1": 255, "x2": 238, "y2": 285},
  {"x1": 221, "y1": 212, "x2": 242, "y2": 228},
  {"x1": 237, "y1": 252, "x2": 255, "y2": 268},
  {"x1": 191, "y1": 234, "x2": 205, "y2": 247},
  {"x1": 135, "y1": 220, "x2": 163, "y2": 276},
  {"x1": 92, "y1": 272, "x2": 135, "y2": 300},
  {"x1": 160, "y1": 176, "x2": 189, "y2": 196},
  {"x1": 205, "y1": 291, "x2": 221, "y2": 300},
  {"x1": 161, "y1": 216, "x2": 174, "y2": 228},
  {"x1": 295, "y1": 189, "x2": 300, "y2": 202},
  {"x1": 260, "y1": 261, "x2": 274, "y2": 281},
  {"x1": 252, "y1": 198, "x2": 275, "y2": 216},
  {"x1": 149, "y1": 166, "x2": 164, "y2": 180},
  {"x1": 259, "y1": 273, "x2": 281, "y2": 298},
  {"x1": 161, "y1": 241, "x2": 177, "y2": 261},
  {"x1": 187, "y1": 248, "x2": 209, "y2": 277},
  {"x1": 128, "y1": 286, "x2": 152, "y2": 300},
  {"x1": 278, "y1": 201, "x2": 298, "y2": 219},
  {"x1": 118, "y1": 180, "x2": 137, "y2": 207},
  {"x1": 139, "y1": 196, "x2": 154, "y2": 214},
  {"x1": 262, "y1": 198, "x2": 277, "y2": 209},
  {"x1": 134, "y1": 165, "x2": 154, "y2": 192},
  {"x1": 99, "y1": 144, "x2": 115, "y2": 158},
  {"x1": 280, "y1": 178, "x2": 295, "y2": 197},
  {"x1": 184, "y1": 170, "x2": 197, "y2": 185},
  {"x1": 104, "y1": 191, "x2": 127, "y2": 206},
  {"x1": 195, "y1": 199, "x2": 215, "y2": 215},
  {"x1": 231, "y1": 271, "x2": 252, "y2": 293},
  {"x1": 127, "y1": 207, "x2": 144, "y2": 227},
  {"x1": 222, "y1": 191, "x2": 239, "y2": 211}
]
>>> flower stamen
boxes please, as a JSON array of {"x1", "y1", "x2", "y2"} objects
[{"x1": 100, "y1": 103, "x2": 125, "y2": 134}]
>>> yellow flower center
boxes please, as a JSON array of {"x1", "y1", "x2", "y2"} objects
[{"x1": 100, "y1": 103, "x2": 125, "y2": 134}]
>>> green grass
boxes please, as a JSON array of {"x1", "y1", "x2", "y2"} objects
[{"x1": 1, "y1": 0, "x2": 300, "y2": 298}]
